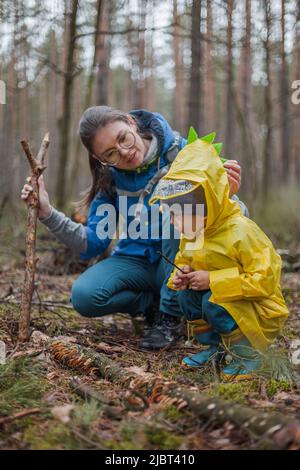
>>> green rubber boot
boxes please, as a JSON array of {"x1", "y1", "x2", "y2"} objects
[
  {"x1": 182, "y1": 319, "x2": 223, "y2": 368},
  {"x1": 220, "y1": 328, "x2": 262, "y2": 381}
]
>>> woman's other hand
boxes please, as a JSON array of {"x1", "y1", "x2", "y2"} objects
[{"x1": 223, "y1": 160, "x2": 241, "y2": 196}]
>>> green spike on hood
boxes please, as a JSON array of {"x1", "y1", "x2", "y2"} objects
[
  {"x1": 187, "y1": 127, "x2": 227, "y2": 163},
  {"x1": 188, "y1": 127, "x2": 216, "y2": 145},
  {"x1": 213, "y1": 142, "x2": 223, "y2": 155},
  {"x1": 200, "y1": 132, "x2": 216, "y2": 144},
  {"x1": 187, "y1": 126, "x2": 199, "y2": 144}
]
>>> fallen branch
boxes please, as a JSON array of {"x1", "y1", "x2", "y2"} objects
[
  {"x1": 1, "y1": 299, "x2": 74, "y2": 310},
  {"x1": 69, "y1": 377, "x2": 115, "y2": 406},
  {"x1": 165, "y1": 386, "x2": 300, "y2": 450},
  {"x1": 69, "y1": 377, "x2": 124, "y2": 420},
  {"x1": 0, "y1": 408, "x2": 41, "y2": 426},
  {"x1": 19, "y1": 133, "x2": 50, "y2": 342},
  {"x1": 50, "y1": 340, "x2": 132, "y2": 384},
  {"x1": 47, "y1": 338, "x2": 300, "y2": 450}
]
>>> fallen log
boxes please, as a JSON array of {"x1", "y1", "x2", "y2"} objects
[
  {"x1": 43, "y1": 336, "x2": 300, "y2": 449},
  {"x1": 166, "y1": 386, "x2": 300, "y2": 450},
  {"x1": 50, "y1": 340, "x2": 132, "y2": 385}
]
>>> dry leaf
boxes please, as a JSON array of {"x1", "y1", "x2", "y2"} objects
[
  {"x1": 54, "y1": 335, "x2": 77, "y2": 344},
  {"x1": 126, "y1": 365, "x2": 155, "y2": 379},
  {"x1": 95, "y1": 342, "x2": 125, "y2": 353},
  {"x1": 247, "y1": 398, "x2": 275, "y2": 408},
  {"x1": 10, "y1": 349, "x2": 39, "y2": 359},
  {"x1": 51, "y1": 404, "x2": 74, "y2": 423},
  {"x1": 46, "y1": 371, "x2": 60, "y2": 381},
  {"x1": 31, "y1": 330, "x2": 49, "y2": 345}
]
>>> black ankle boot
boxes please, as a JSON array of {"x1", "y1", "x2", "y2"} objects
[{"x1": 139, "y1": 312, "x2": 183, "y2": 351}]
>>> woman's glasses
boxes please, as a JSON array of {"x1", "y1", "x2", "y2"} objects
[{"x1": 92, "y1": 131, "x2": 136, "y2": 166}]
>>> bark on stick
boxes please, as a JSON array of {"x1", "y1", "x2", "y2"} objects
[{"x1": 19, "y1": 133, "x2": 49, "y2": 342}]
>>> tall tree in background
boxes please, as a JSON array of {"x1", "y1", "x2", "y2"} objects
[
  {"x1": 143, "y1": 0, "x2": 156, "y2": 111},
  {"x1": 280, "y1": 0, "x2": 291, "y2": 183},
  {"x1": 204, "y1": 0, "x2": 216, "y2": 134},
  {"x1": 45, "y1": 29, "x2": 60, "y2": 195},
  {"x1": 188, "y1": 0, "x2": 202, "y2": 131},
  {"x1": 69, "y1": 0, "x2": 104, "y2": 197},
  {"x1": 1, "y1": 0, "x2": 19, "y2": 204},
  {"x1": 240, "y1": 0, "x2": 252, "y2": 124},
  {"x1": 237, "y1": 0, "x2": 257, "y2": 195},
  {"x1": 56, "y1": 0, "x2": 79, "y2": 209},
  {"x1": 131, "y1": 0, "x2": 147, "y2": 108},
  {"x1": 262, "y1": 0, "x2": 273, "y2": 197},
  {"x1": 173, "y1": 0, "x2": 186, "y2": 132},
  {"x1": 225, "y1": 0, "x2": 235, "y2": 156},
  {"x1": 95, "y1": 0, "x2": 110, "y2": 105},
  {"x1": 124, "y1": 1, "x2": 143, "y2": 109},
  {"x1": 293, "y1": 0, "x2": 300, "y2": 182}
]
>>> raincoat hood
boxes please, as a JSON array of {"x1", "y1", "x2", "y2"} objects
[{"x1": 149, "y1": 139, "x2": 241, "y2": 232}]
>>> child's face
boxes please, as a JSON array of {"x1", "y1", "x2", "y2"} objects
[{"x1": 170, "y1": 212, "x2": 206, "y2": 239}]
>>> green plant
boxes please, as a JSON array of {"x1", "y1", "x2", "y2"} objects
[{"x1": 0, "y1": 358, "x2": 48, "y2": 414}]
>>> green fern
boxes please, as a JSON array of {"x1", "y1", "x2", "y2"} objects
[{"x1": 259, "y1": 349, "x2": 298, "y2": 383}]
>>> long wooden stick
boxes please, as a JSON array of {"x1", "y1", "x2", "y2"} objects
[{"x1": 19, "y1": 133, "x2": 50, "y2": 342}]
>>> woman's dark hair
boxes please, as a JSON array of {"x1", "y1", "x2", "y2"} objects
[{"x1": 77, "y1": 105, "x2": 151, "y2": 211}]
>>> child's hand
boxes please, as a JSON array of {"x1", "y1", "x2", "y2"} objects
[
  {"x1": 223, "y1": 160, "x2": 241, "y2": 196},
  {"x1": 172, "y1": 265, "x2": 193, "y2": 290},
  {"x1": 185, "y1": 270, "x2": 210, "y2": 291}
]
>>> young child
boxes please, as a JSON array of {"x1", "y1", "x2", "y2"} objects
[{"x1": 149, "y1": 135, "x2": 288, "y2": 380}]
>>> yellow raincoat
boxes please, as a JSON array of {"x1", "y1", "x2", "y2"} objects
[{"x1": 150, "y1": 139, "x2": 288, "y2": 351}]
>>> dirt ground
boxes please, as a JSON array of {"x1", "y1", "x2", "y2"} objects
[{"x1": 0, "y1": 230, "x2": 300, "y2": 450}]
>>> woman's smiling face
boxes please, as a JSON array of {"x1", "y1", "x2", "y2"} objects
[{"x1": 92, "y1": 118, "x2": 149, "y2": 170}]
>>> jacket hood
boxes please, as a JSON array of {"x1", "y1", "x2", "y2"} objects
[
  {"x1": 150, "y1": 139, "x2": 241, "y2": 232},
  {"x1": 129, "y1": 109, "x2": 176, "y2": 156}
]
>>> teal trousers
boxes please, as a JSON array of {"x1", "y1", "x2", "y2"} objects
[{"x1": 71, "y1": 222, "x2": 182, "y2": 318}]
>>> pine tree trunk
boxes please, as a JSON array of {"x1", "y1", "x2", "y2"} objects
[
  {"x1": 55, "y1": 0, "x2": 79, "y2": 209},
  {"x1": 293, "y1": 1, "x2": 300, "y2": 182},
  {"x1": 237, "y1": 0, "x2": 257, "y2": 196},
  {"x1": 280, "y1": 0, "x2": 291, "y2": 184},
  {"x1": 95, "y1": 0, "x2": 110, "y2": 105},
  {"x1": 132, "y1": 0, "x2": 146, "y2": 109},
  {"x1": 173, "y1": 0, "x2": 186, "y2": 133},
  {"x1": 69, "y1": 0, "x2": 104, "y2": 198},
  {"x1": 144, "y1": 0, "x2": 156, "y2": 112},
  {"x1": 204, "y1": 0, "x2": 216, "y2": 134},
  {"x1": 188, "y1": 0, "x2": 202, "y2": 131},
  {"x1": 225, "y1": 0, "x2": 235, "y2": 156},
  {"x1": 262, "y1": 0, "x2": 273, "y2": 198}
]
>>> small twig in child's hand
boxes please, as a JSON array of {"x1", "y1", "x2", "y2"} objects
[{"x1": 156, "y1": 251, "x2": 185, "y2": 273}]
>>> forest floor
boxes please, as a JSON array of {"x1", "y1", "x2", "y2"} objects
[{"x1": 1, "y1": 222, "x2": 300, "y2": 450}]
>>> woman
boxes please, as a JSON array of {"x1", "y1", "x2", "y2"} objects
[{"x1": 21, "y1": 106, "x2": 245, "y2": 350}]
